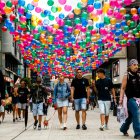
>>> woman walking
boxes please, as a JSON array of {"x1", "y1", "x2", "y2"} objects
[{"x1": 53, "y1": 74, "x2": 70, "y2": 130}]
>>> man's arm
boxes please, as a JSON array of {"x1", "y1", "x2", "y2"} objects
[
  {"x1": 92, "y1": 80, "x2": 98, "y2": 94},
  {"x1": 111, "y1": 88, "x2": 116, "y2": 103},
  {"x1": 71, "y1": 86, "x2": 75, "y2": 101},
  {"x1": 119, "y1": 75, "x2": 127, "y2": 105}
]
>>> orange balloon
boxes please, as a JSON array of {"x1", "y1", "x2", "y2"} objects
[
  {"x1": 110, "y1": 18, "x2": 116, "y2": 25},
  {"x1": 131, "y1": 8, "x2": 137, "y2": 15},
  {"x1": 4, "y1": 7, "x2": 12, "y2": 14},
  {"x1": 120, "y1": 7, "x2": 126, "y2": 15},
  {"x1": 81, "y1": 0, "x2": 88, "y2": 3}
]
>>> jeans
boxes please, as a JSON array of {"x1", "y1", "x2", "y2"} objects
[{"x1": 120, "y1": 98, "x2": 140, "y2": 138}]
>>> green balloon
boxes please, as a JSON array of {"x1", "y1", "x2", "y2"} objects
[
  {"x1": 132, "y1": 28, "x2": 137, "y2": 34},
  {"x1": 123, "y1": 26, "x2": 129, "y2": 32},
  {"x1": 86, "y1": 37, "x2": 91, "y2": 43},
  {"x1": 81, "y1": 11, "x2": 88, "y2": 19},
  {"x1": 77, "y1": 2, "x2": 83, "y2": 9},
  {"x1": 86, "y1": 31, "x2": 91, "y2": 37},
  {"x1": 51, "y1": 6, "x2": 58, "y2": 13},
  {"x1": 41, "y1": 12, "x2": 47, "y2": 18},
  {"x1": 88, "y1": 25, "x2": 93, "y2": 30},
  {"x1": 34, "y1": 34, "x2": 40, "y2": 39},
  {"x1": 130, "y1": 21, "x2": 135, "y2": 28},
  {"x1": 47, "y1": 0, "x2": 54, "y2": 6},
  {"x1": 6, "y1": 1, "x2": 12, "y2": 7},
  {"x1": 48, "y1": 15, "x2": 55, "y2": 21},
  {"x1": 124, "y1": 14, "x2": 131, "y2": 20},
  {"x1": 137, "y1": 24, "x2": 140, "y2": 31},
  {"x1": 74, "y1": 18, "x2": 81, "y2": 24},
  {"x1": 104, "y1": 16, "x2": 110, "y2": 25},
  {"x1": 65, "y1": 20, "x2": 72, "y2": 26}
]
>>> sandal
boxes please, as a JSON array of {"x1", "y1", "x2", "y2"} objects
[{"x1": 123, "y1": 133, "x2": 129, "y2": 136}]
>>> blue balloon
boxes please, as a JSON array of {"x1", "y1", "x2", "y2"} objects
[
  {"x1": 121, "y1": 20, "x2": 126, "y2": 26},
  {"x1": 94, "y1": 2, "x2": 101, "y2": 9},
  {"x1": 81, "y1": 20, "x2": 88, "y2": 27},
  {"x1": 88, "y1": 0, "x2": 94, "y2": 5},
  {"x1": 43, "y1": 19, "x2": 49, "y2": 25},
  {"x1": 18, "y1": 0, "x2": 25, "y2": 6},
  {"x1": 115, "y1": 23, "x2": 121, "y2": 29},
  {"x1": 96, "y1": 23, "x2": 100, "y2": 28},
  {"x1": 27, "y1": 4, "x2": 34, "y2": 11},
  {"x1": 26, "y1": 13, "x2": 32, "y2": 19},
  {"x1": 115, "y1": 30, "x2": 120, "y2": 36},
  {"x1": 59, "y1": 13, "x2": 65, "y2": 19},
  {"x1": 138, "y1": 7, "x2": 140, "y2": 14},
  {"x1": 99, "y1": 22, "x2": 104, "y2": 28},
  {"x1": 44, "y1": 10, "x2": 51, "y2": 16},
  {"x1": 115, "y1": 37, "x2": 120, "y2": 42}
]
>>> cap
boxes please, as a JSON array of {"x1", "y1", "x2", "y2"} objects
[{"x1": 128, "y1": 59, "x2": 138, "y2": 66}]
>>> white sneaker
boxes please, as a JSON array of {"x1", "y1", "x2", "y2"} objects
[
  {"x1": 99, "y1": 125, "x2": 104, "y2": 131},
  {"x1": 60, "y1": 123, "x2": 63, "y2": 129},
  {"x1": 104, "y1": 124, "x2": 109, "y2": 130}
]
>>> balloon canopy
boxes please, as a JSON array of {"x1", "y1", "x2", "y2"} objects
[{"x1": 0, "y1": 0, "x2": 139, "y2": 77}]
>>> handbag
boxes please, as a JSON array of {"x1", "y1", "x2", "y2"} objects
[{"x1": 117, "y1": 106, "x2": 126, "y2": 124}]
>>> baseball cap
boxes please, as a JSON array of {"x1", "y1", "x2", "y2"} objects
[{"x1": 128, "y1": 59, "x2": 138, "y2": 66}]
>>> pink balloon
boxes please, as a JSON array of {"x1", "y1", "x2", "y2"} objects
[
  {"x1": 19, "y1": 16, "x2": 26, "y2": 22},
  {"x1": 87, "y1": 5, "x2": 94, "y2": 13},
  {"x1": 0, "y1": 1, "x2": 5, "y2": 8},
  {"x1": 31, "y1": 1, "x2": 38, "y2": 7},
  {"x1": 67, "y1": 26, "x2": 73, "y2": 33},
  {"x1": 132, "y1": 14, "x2": 139, "y2": 21},
  {"x1": 64, "y1": 5, "x2": 72, "y2": 12},
  {"x1": 96, "y1": 9, "x2": 102, "y2": 15},
  {"x1": 58, "y1": 0, "x2": 66, "y2": 5},
  {"x1": 81, "y1": 27, "x2": 86, "y2": 32},
  {"x1": 68, "y1": 12, "x2": 74, "y2": 19},
  {"x1": 107, "y1": 8, "x2": 113, "y2": 16},
  {"x1": 18, "y1": 7, "x2": 25, "y2": 15},
  {"x1": 35, "y1": 7, "x2": 42, "y2": 13}
]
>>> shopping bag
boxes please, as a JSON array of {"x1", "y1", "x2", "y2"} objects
[{"x1": 117, "y1": 106, "x2": 126, "y2": 124}]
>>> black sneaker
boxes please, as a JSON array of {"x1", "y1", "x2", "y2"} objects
[
  {"x1": 38, "y1": 124, "x2": 41, "y2": 130},
  {"x1": 33, "y1": 120, "x2": 38, "y2": 129},
  {"x1": 76, "y1": 124, "x2": 80, "y2": 129},
  {"x1": 13, "y1": 119, "x2": 15, "y2": 122},
  {"x1": 82, "y1": 124, "x2": 87, "y2": 130}
]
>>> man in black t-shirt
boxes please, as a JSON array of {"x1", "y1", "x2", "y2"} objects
[
  {"x1": 71, "y1": 68, "x2": 90, "y2": 130},
  {"x1": 93, "y1": 68, "x2": 116, "y2": 131},
  {"x1": 18, "y1": 80, "x2": 29, "y2": 120}
]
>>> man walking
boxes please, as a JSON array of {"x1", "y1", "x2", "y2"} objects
[
  {"x1": 71, "y1": 68, "x2": 90, "y2": 130},
  {"x1": 93, "y1": 68, "x2": 116, "y2": 131},
  {"x1": 119, "y1": 59, "x2": 140, "y2": 139}
]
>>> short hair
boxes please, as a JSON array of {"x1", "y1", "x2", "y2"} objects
[
  {"x1": 76, "y1": 68, "x2": 82, "y2": 72},
  {"x1": 97, "y1": 68, "x2": 105, "y2": 75},
  {"x1": 36, "y1": 76, "x2": 42, "y2": 81}
]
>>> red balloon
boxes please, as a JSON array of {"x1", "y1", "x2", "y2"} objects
[{"x1": 1, "y1": 26, "x2": 7, "y2": 32}]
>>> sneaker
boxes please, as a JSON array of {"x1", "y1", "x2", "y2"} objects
[
  {"x1": 134, "y1": 136, "x2": 140, "y2": 139},
  {"x1": 60, "y1": 123, "x2": 63, "y2": 129},
  {"x1": 33, "y1": 120, "x2": 38, "y2": 129},
  {"x1": 38, "y1": 124, "x2": 41, "y2": 130},
  {"x1": 82, "y1": 124, "x2": 87, "y2": 130},
  {"x1": 104, "y1": 124, "x2": 109, "y2": 130},
  {"x1": 63, "y1": 123, "x2": 67, "y2": 130},
  {"x1": 16, "y1": 118, "x2": 18, "y2": 121},
  {"x1": 99, "y1": 125, "x2": 104, "y2": 131},
  {"x1": 76, "y1": 124, "x2": 80, "y2": 129},
  {"x1": 13, "y1": 119, "x2": 15, "y2": 122}
]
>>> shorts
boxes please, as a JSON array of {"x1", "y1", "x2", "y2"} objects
[
  {"x1": 33, "y1": 102, "x2": 43, "y2": 116},
  {"x1": 18, "y1": 103, "x2": 26, "y2": 109},
  {"x1": 74, "y1": 98, "x2": 87, "y2": 111},
  {"x1": 56, "y1": 99, "x2": 69, "y2": 108},
  {"x1": 98, "y1": 100, "x2": 111, "y2": 116},
  {"x1": 0, "y1": 105, "x2": 4, "y2": 112}
]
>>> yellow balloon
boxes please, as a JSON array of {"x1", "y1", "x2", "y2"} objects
[
  {"x1": 74, "y1": 8, "x2": 81, "y2": 15},
  {"x1": 81, "y1": 0, "x2": 88, "y2": 3},
  {"x1": 32, "y1": 21, "x2": 38, "y2": 27},
  {"x1": 110, "y1": 18, "x2": 116, "y2": 25},
  {"x1": 57, "y1": 6, "x2": 62, "y2": 12},
  {"x1": 33, "y1": 0, "x2": 39, "y2": 2},
  {"x1": 93, "y1": 16, "x2": 99, "y2": 22},
  {"x1": 53, "y1": 24, "x2": 59, "y2": 29},
  {"x1": 74, "y1": 29, "x2": 80, "y2": 35},
  {"x1": 103, "y1": 2, "x2": 110, "y2": 13},
  {"x1": 31, "y1": 15, "x2": 37, "y2": 21}
]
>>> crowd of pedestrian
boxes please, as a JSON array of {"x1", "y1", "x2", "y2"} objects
[{"x1": 0, "y1": 59, "x2": 140, "y2": 139}]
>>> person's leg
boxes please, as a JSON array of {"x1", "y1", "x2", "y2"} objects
[
  {"x1": 38, "y1": 115, "x2": 42, "y2": 125},
  {"x1": 75, "y1": 111, "x2": 80, "y2": 125},
  {"x1": 98, "y1": 100, "x2": 105, "y2": 130},
  {"x1": 18, "y1": 103, "x2": 21, "y2": 119},
  {"x1": 62, "y1": 106, "x2": 68, "y2": 129},
  {"x1": 127, "y1": 98, "x2": 140, "y2": 138},
  {"x1": 120, "y1": 111, "x2": 132, "y2": 135},
  {"x1": 12, "y1": 105, "x2": 16, "y2": 122},
  {"x1": 33, "y1": 103, "x2": 38, "y2": 129},
  {"x1": 58, "y1": 107, "x2": 63, "y2": 124},
  {"x1": 74, "y1": 99, "x2": 80, "y2": 128},
  {"x1": 104, "y1": 101, "x2": 111, "y2": 128},
  {"x1": 81, "y1": 98, "x2": 87, "y2": 126}
]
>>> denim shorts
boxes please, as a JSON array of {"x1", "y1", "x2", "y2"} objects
[
  {"x1": 0, "y1": 105, "x2": 4, "y2": 112},
  {"x1": 33, "y1": 102, "x2": 43, "y2": 116},
  {"x1": 18, "y1": 103, "x2": 27, "y2": 109},
  {"x1": 74, "y1": 98, "x2": 87, "y2": 111},
  {"x1": 57, "y1": 99, "x2": 69, "y2": 108},
  {"x1": 98, "y1": 100, "x2": 111, "y2": 116}
]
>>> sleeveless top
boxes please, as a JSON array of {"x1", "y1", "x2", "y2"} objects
[{"x1": 125, "y1": 71, "x2": 140, "y2": 100}]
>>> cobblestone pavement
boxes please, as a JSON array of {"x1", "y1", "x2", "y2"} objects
[{"x1": 0, "y1": 105, "x2": 134, "y2": 140}]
